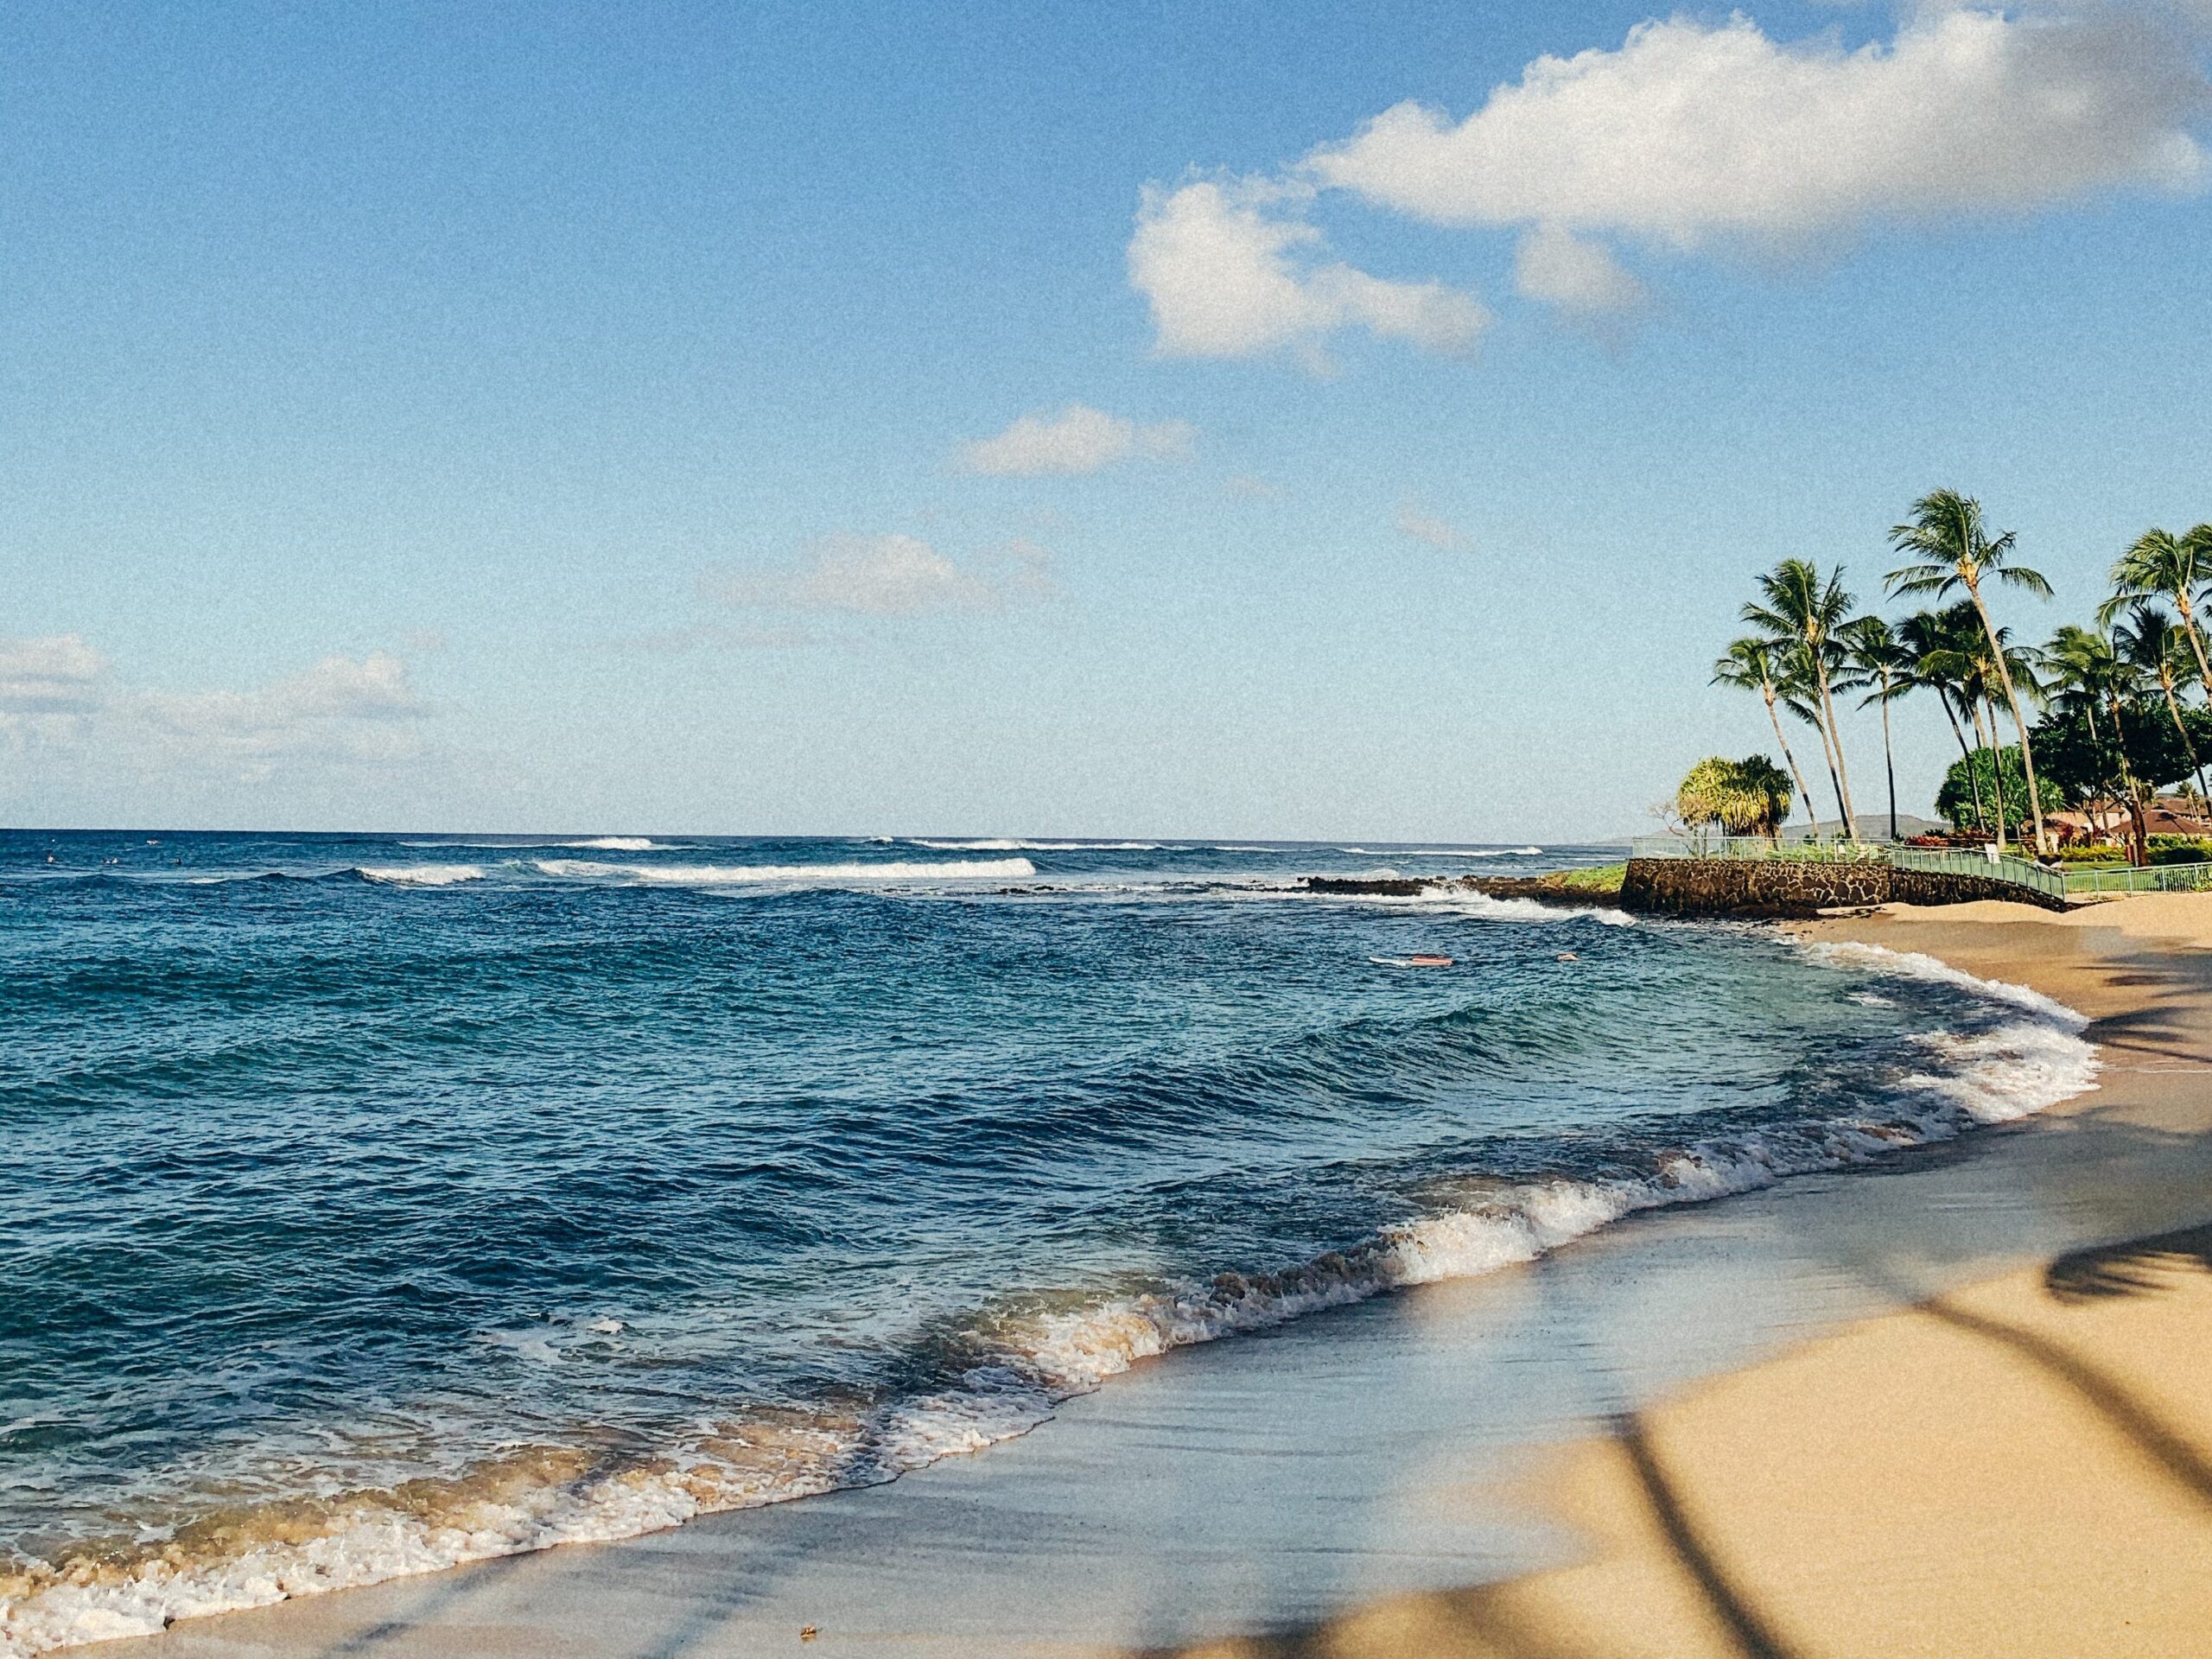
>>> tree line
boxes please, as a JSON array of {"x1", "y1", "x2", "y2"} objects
[{"x1": 1710, "y1": 488, "x2": 2212, "y2": 864}]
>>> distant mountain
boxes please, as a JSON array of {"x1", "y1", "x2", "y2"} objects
[{"x1": 1795, "y1": 812, "x2": 1948, "y2": 841}]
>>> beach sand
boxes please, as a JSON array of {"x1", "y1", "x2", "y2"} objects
[{"x1": 74, "y1": 898, "x2": 2212, "y2": 1659}]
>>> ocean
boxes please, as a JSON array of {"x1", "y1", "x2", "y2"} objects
[{"x1": 0, "y1": 831, "x2": 2096, "y2": 1655}]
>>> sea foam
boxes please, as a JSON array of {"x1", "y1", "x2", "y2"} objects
[{"x1": 354, "y1": 865, "x2": 486, "y2": 887}]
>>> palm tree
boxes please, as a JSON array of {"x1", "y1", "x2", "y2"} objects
[
  {"x1": 1742, "y1": 558, "x2": 1859, "y2": 837},
  {"x1": 1713, "y1": 639, "x2": 1817, "y2": 836},
  {"x1": 2043, "y1": 623, "x2": 2148, "y2": 864},
  {"x1": 1840, "y1": 615, "x2": 1909, "y2": 842},
  {"x1": 1677, "y1": 755, "x2": 1793, "y2": 839},
  {"x1": 2103, "y1": 526, "x2": 2212, "y2": 697},
  {"x1": 1899, "y1": 606, "x2": 1991, "y2": 834},
  {"x1": 2113, "y1": 602, "x2": 2209, "y2": 800},
  {"x1": 1889, "y1": 490, "x2": 2055, "y2": 855}
]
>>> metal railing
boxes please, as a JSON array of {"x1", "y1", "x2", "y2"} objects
[
  {"x1": 1627, "y1": 834, "x2": 1888, "y2": 863},
  {"x1": 2063, "y1": 861, "x2": 2212, "y2": 895},
  {"x1": 1891, "y1": 846, "x2": 2067, "y2": 900}
]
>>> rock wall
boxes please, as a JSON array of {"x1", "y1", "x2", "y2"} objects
[{"x1": 1621, "y1": 857, "x2": 2066, "y2": 918}]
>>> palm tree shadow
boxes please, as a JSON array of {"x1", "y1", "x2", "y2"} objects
[
  {"x1": 1131, "y1": 1405, "x2": 1808, "y2": 1659},
  {"x1": 2045, "y1": 1221, "x2": 2212, "y2": 1302},
  {"x1": 1607, "y1": 1413, "x2": 1803, "y2": 1659}
]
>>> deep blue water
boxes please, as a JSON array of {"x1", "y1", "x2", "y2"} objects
[{"x1": 0, "y1": 830, "x2": 2094, "y2": 1650}]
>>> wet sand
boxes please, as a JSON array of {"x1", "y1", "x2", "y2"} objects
[{"x1": 82, "y1": 899, "x2": 2212, "y2": 1658}]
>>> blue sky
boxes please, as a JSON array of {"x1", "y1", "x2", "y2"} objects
[{"x1": 3, "y1": 1, "x2": 2209, "y2": 837}]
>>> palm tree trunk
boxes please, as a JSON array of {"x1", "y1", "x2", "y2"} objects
[
  {"x1": 1967, "y1": 582, "x2": 2047, "y2": 855},
  {"x1": 1806, "y1": 706, "x2": 1850, "y2": 838},
  {"x1": 1974, "y1": 696, "x2": 2008, "y2": 849},
  {"x1": 2109, "y1": 693, "x2": 2150, "y2": 867},
  {"x1": 2175, "y1": 588, "x2": 2212, "y2": 702},
  {"x1": 1760, "y1": 683, "x2": 1816, "y2": 837},
  {"x1": 2159, "y1": 671, "x2": 2209, "y2": 801},
  {"x1": 1880, "y1": 675, "x2": 1898, "y2": 841},
  {"x1": 1813, "y1": 661, "x2": 1859, "y2": 838},
  {"x1": 1940, "y1": 693, "x2": 1987, "y2": 833}
]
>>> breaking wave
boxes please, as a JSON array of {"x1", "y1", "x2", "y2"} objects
[
  {"x1": 529, "y1": 858, "x2": 1036, "y2": 886},
  {"x1": 1341, "y1": 845, "x2": 1546, "y2": 858},
  {"x1": 906, "y1": 839, "x2": 1165, "y2": 852},
  {"x1": 354, "y1": 864, "x2": 486, "y2": 887}
]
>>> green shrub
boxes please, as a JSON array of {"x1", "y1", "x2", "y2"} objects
[
  {"x1": 2053, "y1": 843, "x2": 2128, "y2": 865},
  {"x1": 1544, "y1": 863, "x2": 1625, "y2": 894}
]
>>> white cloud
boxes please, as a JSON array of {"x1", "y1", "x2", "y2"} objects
[
  {"x1": 957, "y1": 404, "x2": 1196, "y2": 475},
  {"x1": 1143, "y1": 7, "x2": 2209, "y2": 332},
  {"x1": 1394, "y1": 504, "x2": 1475, "y2": 553},
  {"x1": 1127, "y1": 179, "x2": 1491, "y2": 363},
  {"x1": 0, "y1": 634, "x2": 109, "y2": 712},
  {"x1": 706, "y1": 533, "x2": 1052, "y2": 617},
  {"x1": 1307, "y1": 8, "x2": 2209, "y2": 251},
  {"x1": 0, "y1": 639, "x2": 432, "y2": 784},
  {"x1": 1512, "y1": 223, "x2": 1648, "y2": 315}
]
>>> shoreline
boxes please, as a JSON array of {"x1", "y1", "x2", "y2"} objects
[
  {"x1": 1166, "y1": 894, "x2": 2212, "y2": 1659},
  {"x1": 27, "y1": 897, "x2": 2206, "y2": 1658}
]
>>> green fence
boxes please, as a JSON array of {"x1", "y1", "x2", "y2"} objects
[
  {"x1": 2062, "y1": 861, "x2": 2212, "y2": 895},
  {"x1": 1891, "y1": 846, "x2": 2067, "y2": 901}
]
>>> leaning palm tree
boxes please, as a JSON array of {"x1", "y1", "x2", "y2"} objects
[
  {"x1": 2103, "y1": 526, "x2": 2212, "y2": 697},
  {"x1": 1713, "y1": 639, "x2": 1817, "y2": 836},
  {"x1": 1742, "y1": 558, "x2": 1859, "y2": 837},
  {"x1": 2113, "y1": 602, "x2": 2209, "y2": 800},
  {"x1": 1888, "y1": 491, "x2": 2054, "y2": 854},
  {"x1": 1840, "y1": 614, "x2": 1910, "y2": 842}
]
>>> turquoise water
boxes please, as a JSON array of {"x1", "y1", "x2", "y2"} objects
[{"x1": 0, "y1": 831, "x2": 2094, "y2": 1652}]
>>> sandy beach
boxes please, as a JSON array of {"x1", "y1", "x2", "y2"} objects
[{"x1": 51, "y1": 895, "x2": 2212, "y2": 1659}]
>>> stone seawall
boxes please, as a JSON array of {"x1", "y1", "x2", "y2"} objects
[{"x1": 1621, "y1": 857, "x2": 2068, "y2": 918}]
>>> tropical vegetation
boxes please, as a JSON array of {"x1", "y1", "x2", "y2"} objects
[
  {"x1": 1713, "y1": 496, "x2": 2212, "y2": 866},
  {"x1": 1675, "y1": 755, "x2": 1794, "y2": 838}
]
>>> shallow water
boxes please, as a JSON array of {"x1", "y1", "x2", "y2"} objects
[{"x1": 0, "y1": 831, "x2": 2094, "y2": 1654}]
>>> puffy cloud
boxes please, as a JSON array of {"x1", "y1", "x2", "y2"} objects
[
  {"x1": 1128, "y1": 180, "x2": 1490, "y2": 363},
  {"x1": 706, "y1": 533, "x2": 1052, "y2": 618},
  {"x1": 957, "y1": 404, "x2": 1196, "y2": 476},
  {"x1": 1307, "y1": 8, "x2": 2209, "y2": 251},
  {"x1": 1394, "y1": 505, "x2": 1475, "y2": 553},
  {"x1": 1146, "y1": 7, "x2": 2209, "y2": 334},
  {"x1": 0, "y1": 639, "x2": 431, "y2": 784}
]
